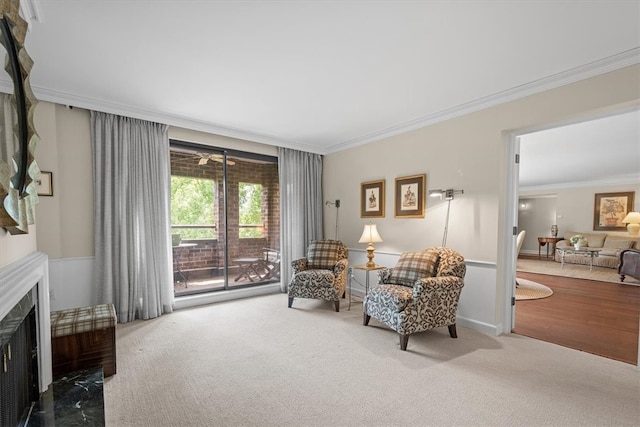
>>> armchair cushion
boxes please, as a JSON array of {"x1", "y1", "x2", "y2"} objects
[
  {"x1": 307, "y1": 240, "x2": 342, "y2": 269},
  {"x1": 388, "y1": 250, "x2": 440, "y2": 287},
  {"x1": 367, "y1": 284, "x2": 413, "y2": 312}
]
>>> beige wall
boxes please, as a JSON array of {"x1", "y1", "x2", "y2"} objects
[
  {"x1": 323, "y1": 64, "x2": 640, "y2": 327},
  {"x1": 325, "y1": 65, "x2": 640, "y2": 260},
  {"x1": 31, "y1": 104, "x2": 93, "y2": 259},
  {"x1": 170, "y1": 126, "x2": 278, "y2": 157}
]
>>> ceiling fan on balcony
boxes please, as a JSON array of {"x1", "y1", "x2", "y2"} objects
[{"x1": 195, "y1": 152, "x2": 235, "y2": 166}]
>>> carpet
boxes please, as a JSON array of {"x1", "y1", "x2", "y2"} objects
[
  {"x1": 515, "y1": 278, "x2": 554, "y2": 300},
  {"x1": 517, "y1": 258, "x2": 640, "y2": 286},
  {"x1": 103, "y1": 294, "x2": 640, "y2": 427}
]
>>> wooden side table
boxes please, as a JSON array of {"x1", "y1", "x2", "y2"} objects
[
  {"x1": 348, "y1": 264, "x2": 385, "y2": 310},
  {"x1": 537, "y1": 237, "x2": 564, "y2": 259}
]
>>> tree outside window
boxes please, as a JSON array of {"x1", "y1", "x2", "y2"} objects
[
  {"x1": 239, "y1": 182, "x2": 263, "y2": 238},
  {"x1": 171, "y1": 176, "x2": 216, "y2": 239}
]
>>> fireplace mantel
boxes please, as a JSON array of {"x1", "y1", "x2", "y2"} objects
[{"x1": 0, "y1": 251, "x2": 52, "y2": 391}]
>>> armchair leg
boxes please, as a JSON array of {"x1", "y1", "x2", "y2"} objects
[
  {"x1": 288, "y1": 297, "x2": 294, "y2": 308},
  {"x1": 334, "y1": 300, "x2": 340, "y2": 312},
  {"x1": 363, "y1": 313, "x2": 370, "y2": 326},
  {"x1": 448, "y1": 324, "x2": 457, "y2": 338},
  {"x1": 400, "y1": 334, "x2": 409, "y2": 351}
]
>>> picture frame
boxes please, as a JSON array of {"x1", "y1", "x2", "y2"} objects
[
  {"x1": 394, "y1": 174, "x2": 426, "y2": 218},
  {"x1": 360, "y1": 179, "x2": 385, "y2": 218},
  {"x1": 593, "y1": 191, "x2": 634, "y2": 231},
  {"x1": 36, "y1": 171, "x2": 53, "y2": 196}
]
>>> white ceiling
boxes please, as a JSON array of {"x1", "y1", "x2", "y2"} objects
[
  {"x1": 519, "y1": 110, "x2": 640, "y2": 190},
  {"x1": 2, "y1": 1, "x2": 639, "y2": 186}
]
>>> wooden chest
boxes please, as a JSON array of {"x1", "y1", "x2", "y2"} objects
[{"x1": 50, "y1": 304, "x2": 117, "y2": 377}]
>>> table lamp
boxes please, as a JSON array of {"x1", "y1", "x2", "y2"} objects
[
  {"x1": 621, "y1": 211, "x2": 640, "y2": 236},
  {"x1": 359, "y1": 223, "x2": 383, "y2": 267}
]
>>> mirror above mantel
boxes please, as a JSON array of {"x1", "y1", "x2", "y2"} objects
[{"x1": 0, "y1": 0, "x2": 40, "y2": 234}]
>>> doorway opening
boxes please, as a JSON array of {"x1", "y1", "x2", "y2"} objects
[{"x1": 504, "y1": 107, "x2": 640, "y2": 365}]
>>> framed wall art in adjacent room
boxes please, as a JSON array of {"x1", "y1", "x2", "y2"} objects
[
  {"x1": 360, "y1": 179, "x2": 385, "y2": 218},
  {"x1": 36, "y1": 171, "x2": 53, "y2": 196},
  {"x1": 593, "y1": 191, "x2": 634, "y2": 231},
  {"x1": 395, "y1": 174, "x2": 426, "y2": 218}
]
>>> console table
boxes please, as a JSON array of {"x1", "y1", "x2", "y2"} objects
[{"x1": 537, "y1": 237, "x2": 564, "y2": 259}]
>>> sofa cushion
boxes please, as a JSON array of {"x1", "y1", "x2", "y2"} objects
[
  {"x1": 585, "y1": 233, "x2": 607, "y2": 248},
  {"x1": 599, "y1": 249, "x2": 620, "y2": 257},
  {"x1": 389, "y1": 250, "x2": 439, "y2": 287},
  {"x1": 603, "y1": 237, "x2": 635, "y2": 250},
  {"x1": 306, "y1": 240, "x2": 341, "y2": 269}
]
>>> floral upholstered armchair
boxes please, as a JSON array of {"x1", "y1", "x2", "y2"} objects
[
  {"x1": 363, "y1": 247, "x2": 466, "y2": 350},
  {"x1": 288, "y1": 240, "x2": 349, "y2": 312}
]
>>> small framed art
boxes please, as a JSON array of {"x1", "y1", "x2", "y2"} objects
[
  {"x1": 395, "y1": 174, "x2": 426, "y2": 218},
  {"x1": 361, "y1": 179, "x2": 385, "y2": 218},
  {"x1": 36, "y1": 171, "x2": 53, "y2": 196},
  {"x1": 593, "y1": 191, "x2": 634, "y2": 231}
]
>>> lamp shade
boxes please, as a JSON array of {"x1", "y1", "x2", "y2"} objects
[
  {"x1": 622, "y1": 211, "x2": 640, "y2": 237},
  {"x1": 622, "y1": 212, "x2": 640, "y2": 224},
  {"x1": 359, "y1": 224, "x2": 383, "y2": 243}
]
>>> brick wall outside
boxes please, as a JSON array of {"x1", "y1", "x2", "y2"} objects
[{"x1": 170, "y1": 151, "x2": 280, "y2": 275}]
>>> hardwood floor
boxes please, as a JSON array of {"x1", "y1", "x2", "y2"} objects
[{"x1": 513, "y1": 270, "x2": 640, "y2": 365}]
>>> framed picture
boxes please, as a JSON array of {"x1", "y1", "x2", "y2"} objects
[
  {"x1": 394, "y1": 174, "x2": 426, "y2": 218},
  {"x1": 360, "y1": 179, "x2": 385, "y2": 218},
  {"x1": 36, "y1": 171, "x2": 53, "y2": 196},
  {"x1": 593, "y1": 191, "x2": 634, "y2": 231}
]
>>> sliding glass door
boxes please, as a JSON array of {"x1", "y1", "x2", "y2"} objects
[{"x1": 169, "y1": 141, "x2": 279, "y2": 296}]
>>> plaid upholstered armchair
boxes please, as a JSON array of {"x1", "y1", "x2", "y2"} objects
[
  {"x1": 363, "y1": 247, "x2": 466, "y2": 350},
  {"x1": 288, "y1": 240, "x2": 349, "y2": 312}
]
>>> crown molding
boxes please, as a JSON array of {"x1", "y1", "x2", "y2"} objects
[
  {"x1": 520, "y1": 173, "x2": 640, "y2": 193},
  {"x1": 19, "y1": 0, "x2": 43, "y2": 29},
  {"x1": 6, "y1": 47, "x2": 640, "y2": 155},
  {"x1": 29, "y1": 85, "x2": 324, "y2": 154},
  {"x1": 324, "y1": 48, "x2": 640, "y2": 154}
]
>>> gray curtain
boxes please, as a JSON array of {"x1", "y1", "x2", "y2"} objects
[
  {"x1": 278, "y1": 147, "x2": 323, "y2": 291},
  {"x1": 91, "y1": 111, "x2": 174, "y2": 323}
]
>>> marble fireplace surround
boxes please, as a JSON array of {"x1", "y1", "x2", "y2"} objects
[{"x1": 0, "y1": 251, "x2": 53, "y2": 392}]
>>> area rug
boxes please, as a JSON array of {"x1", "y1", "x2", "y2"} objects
[
  {"x1": 515, "y1": 278, "x2": 554, "y2": 300},
  {"x1": 517, "y1": 258, "x2": 640, "y2": 286}
]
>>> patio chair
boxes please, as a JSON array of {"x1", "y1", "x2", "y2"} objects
[{"x1": 262, "y1": 248, "x2": 281, "y2": 280}]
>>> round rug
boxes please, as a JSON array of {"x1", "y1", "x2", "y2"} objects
[{"x1": 515, "y1": 278, "x2": 553, "y2": 300}]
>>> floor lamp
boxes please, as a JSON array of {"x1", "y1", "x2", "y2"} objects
[{"x1": 429, "y1": 189, "x2": 464, "y2": 247}]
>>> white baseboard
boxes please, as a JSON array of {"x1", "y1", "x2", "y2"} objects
[{"x1": 174, "y1": 283, "x2": 282, "y2": 310}]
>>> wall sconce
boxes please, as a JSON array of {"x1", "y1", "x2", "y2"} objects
[
  {"x1": 622, "y1": 211, "x2": 640, "y2": 236},
  {"x1": 358, "y1": 223, "x2": 383, "y2": 267},
  {"x1": 429, "y1": 189, "x2": 464, "y2": 201},
  {"x1": 428, "y1": 188, "x2": 464, "y2": 246}
]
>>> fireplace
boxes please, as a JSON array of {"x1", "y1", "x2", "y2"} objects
[{"x1": 0, "y1": 252, "x2": 52, "y2": 426}]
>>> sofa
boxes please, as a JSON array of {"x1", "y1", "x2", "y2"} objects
[{"x1": 553, "y1": 231, "x2": 640, "y2": 269}]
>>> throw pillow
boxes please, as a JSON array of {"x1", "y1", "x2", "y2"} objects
[
  {"x1": 389, "y1": 250, "x2": 440, "y2": 287},
  {"x1": 307, "y1": 240, "x2": 341, "y2": 269}
]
